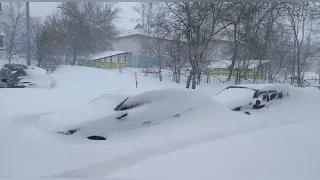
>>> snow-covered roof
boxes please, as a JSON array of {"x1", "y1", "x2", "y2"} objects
[
  {"x1": 84, "y1": 51, "x2": 132, "y2": 61},
  {"x1": 208, "y1": 60, "x2": 270, "y2": 70},
  {"x1": 117, "y1": 28, "x2": 230, "y2": 43},
  {"x1": 118, "y1": 29, "x2": 141, "y2": 38},
  {"x1": 208, "y1": 60, "x2": 231, "y2": 69},
  {"x1": 303, "y1": 72, "x2": 319, "y2": 79}
]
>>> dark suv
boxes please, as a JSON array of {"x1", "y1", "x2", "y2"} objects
[{"x1": 0, "y1": 64, "x2": 35, "y2": 88}]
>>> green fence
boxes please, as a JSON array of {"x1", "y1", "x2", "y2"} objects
[
  {"x1": 78, "y1": 60, "x2": 126, "y2": 69},
  {"x1": 208, "y1": 69, "x2": 266, "y2": 79}
]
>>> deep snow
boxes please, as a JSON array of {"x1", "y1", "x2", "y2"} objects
[
  {"x1": 0, "y1": 65, "x2": 320, "y2": 178},
  {"x1": 108, "y1": 119, "x2": 320, "y2": 179}
]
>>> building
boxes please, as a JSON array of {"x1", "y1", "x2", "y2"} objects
[{"x1": 111, "y1": 25, "x2": 232, "y2": 68}]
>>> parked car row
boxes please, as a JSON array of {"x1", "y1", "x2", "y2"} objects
[{"x1": 36, "y1": 84, "x2": 290, "y2": 141}]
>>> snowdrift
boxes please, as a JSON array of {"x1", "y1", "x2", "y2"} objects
[
  {"x1": 22, "y1": 66, "x2": 55, "y2": 89},
  {"x1": 108, "y1": 119, "x2": 320, "y2": 179}
]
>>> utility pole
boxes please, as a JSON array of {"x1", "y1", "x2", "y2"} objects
[{"x1": 26, "y1": 2, "x2": 31, "y2": 65}]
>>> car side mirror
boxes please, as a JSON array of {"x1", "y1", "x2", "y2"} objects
[{"x1": 1, "y1": 79, "x2": 8, "y2": 83}]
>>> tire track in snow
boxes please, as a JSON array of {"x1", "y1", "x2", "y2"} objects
[{"x1": 48, "y1": 117, "x2": 318, "y2": 178}]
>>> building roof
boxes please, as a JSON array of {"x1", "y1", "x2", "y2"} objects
[
  {"x1": 84, "y1": 51, "x2": 132, "y2": 61},
  {"x1": 116, "y1": 28, "x2": 230, "y2": 44}
]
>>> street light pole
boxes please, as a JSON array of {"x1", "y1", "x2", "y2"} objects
[{"x1": 26, "y1": 2, "x2": 31, "y2": 66}]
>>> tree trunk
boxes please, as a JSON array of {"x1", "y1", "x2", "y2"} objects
[
  {"x1": 191, "y1": 71, "x2": 197, "y2": 89},
  {"x1": 186, "y1": 66, "x2": 195, "y2": 89},
  {"x1": 186, "y1": 73, "x2": 192, "y2": 88},
  {"x1": 72, "y1": 46, "x2": 77, "y2": 65},
  {"x1": 8, "y1": 56, "x2": 12, "y2": 64},
  {"x1": 197, "y1": 71, "x2": 201, "y2": 85},
  {"x1": 228, "y1": 24, "x2": 238, "y2": 81}
]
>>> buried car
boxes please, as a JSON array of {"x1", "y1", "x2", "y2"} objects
[
  {"x1": 37, "y1": 89, "x2": 224, "y2": 140},
  {"x1": 213, "y1": 84, "x2": 289, "y2": 114},
  {"x1": 0, "y1": 64, "x2": 53, "y2": 88}
]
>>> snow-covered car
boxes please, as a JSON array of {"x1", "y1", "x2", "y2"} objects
[
  {"x1": 213, "y1": 84, "x2": 289, "y2": 114},
  {"x1": 37, "y1": 89, "x2": 221, "y2": 140},
  {"x1": 0, "y1": 64, "x2": 53, "y2": 88}
]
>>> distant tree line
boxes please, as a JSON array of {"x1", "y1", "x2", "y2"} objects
[
  {"x1": 4, "y1": 2, "x2": 320, "y2": 88},
  {"x1": 134, "y1": 2, "x2": 320, "y2": 88}
]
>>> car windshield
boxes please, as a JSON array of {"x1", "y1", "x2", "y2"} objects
[{"x1": 213, "y1": 87, "x2": 256, "y2": 109}]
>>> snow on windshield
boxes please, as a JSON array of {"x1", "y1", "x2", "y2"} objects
[{"x1": 213, "y1": 87, "x2": 255, "y2": 109}]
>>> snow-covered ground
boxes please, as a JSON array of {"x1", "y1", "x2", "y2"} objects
[{"x1": 1, "y1": 65, "x2": 320, "y2": 178}]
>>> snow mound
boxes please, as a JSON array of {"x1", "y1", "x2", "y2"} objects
[{"x1": 22, "y1": 66, "x2": 55, "y2": 89}]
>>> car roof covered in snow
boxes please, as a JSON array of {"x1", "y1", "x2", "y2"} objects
[
  {"x1": 2, "y1": 64, "x2": 28, "y2": 71},
  {"x1": 226, "y1": 84, "x2": 289, "y2": 92}
]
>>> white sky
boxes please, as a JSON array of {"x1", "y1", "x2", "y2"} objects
[{"x1": 29, "y1": 2, "x2": 139, "y2": 30}]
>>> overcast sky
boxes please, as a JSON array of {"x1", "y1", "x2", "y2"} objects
[{"x1": 29, "y1": 2, "x2": 139, "y2": 30}]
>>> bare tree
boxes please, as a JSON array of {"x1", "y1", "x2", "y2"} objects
[
  {"x1": 3, "y1": 2, "x2": 25, "y2": 64},
  {"x1": 164, "y1": 31, "x2": 188, "y2": 83},
  {"x1": 284, "y1": 2, "x2": 313, "y2": 87},
  {"x1": 32, "y1": 17, "x2": 63, "y2": 73},
  {"x1": 134, "y1": 2, "x2": 170, "y2": 81},
  {"x1": 166, "y1": 2, "x2": 228, "y2": 89},
  {"x1": 57, "y1": 2, "x2": 120, "y2": 65},
  {"x1": 266, "y1": 23, "x2": 293, "y2": 83}
]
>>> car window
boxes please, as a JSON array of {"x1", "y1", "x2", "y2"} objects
[
  {"x1": 12, "y1": 64, "x2": 27, "y2": 71},
  {"x1": 10, "y1": 70, "x2": 26, "y2": 82},
  {"x1": 262, "y1": 94, "x2": 267, "y2": 100},
  {"x1": 270, "y1": 93, "x2": 277, "y2": 100},
  {"x1": 114, "y1": 96, "x2": 150, "y2": 111},
  {"x1": 0, "y1": 68, "x2": 10, "y2": 79},
  {"x1": 255, "y1": 91, "x2": 269, "y2": 102}
]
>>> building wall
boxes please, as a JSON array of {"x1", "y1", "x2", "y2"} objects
[
  {"x1": 111, "y1": 33, "x2": 233, "y2": 68},
  {"x1": 111, "y1": 35, "x2": 143, "y2": 68}
]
